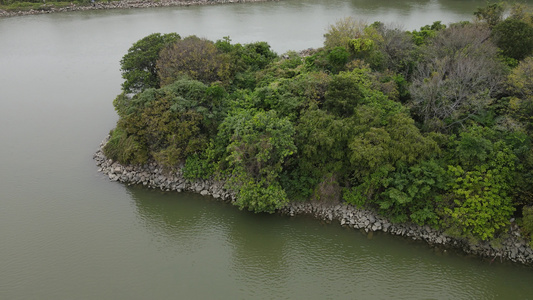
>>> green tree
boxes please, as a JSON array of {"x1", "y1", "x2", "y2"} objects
[
  {"x1": 219, "y1": 109, "x2": 296, "y2": 213},
  {"x1": 222, "y1": 109, "x2": 296, "y2": 182},
  {"x1": 120, "y1": 33, "x2": 180, "y2": 93},
  {"x1": 345, "y1": 108, "x2": 440, "y2": 206},
  {"x1": 327, "y1": 46, "x2": 350, "y2": 73},
  {"x1": 348, "y1": 111, "x2": 439, "y2": 180},
  {"x1": 492, "y1": 18, "x2": 533, "y2": 61},
  {"x1": 410, "y1": 21, "x2": 446, "y2": 46},
  {"x1": 122, "y1": 95, "x2": 207, "y2": 167},
  {"x1": 323, "y1": 71, "x2": 365, "y2": 117},
  {"x1": 443, "y1": 126, "x2": 519, "y2": 240},
  {"x1": 295, "y1": 108, "x2": 353, "y2": 180},
  {"x1": 378, "y1": 160, "x2": 448, "y2": 225},
  {"x1": 474, "y1": 2, "x2": 505, "y2": 28},
  {"x1": 324, "y1": 17, "x2": 367, "y2": 50},
  {"x1": 105, "y1": 78, "x2": 224, "y2": 167}
]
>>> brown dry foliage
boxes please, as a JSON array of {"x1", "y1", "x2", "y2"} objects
[{"x1": 157, "y1": 36, "x2": 231, "y2": 86}]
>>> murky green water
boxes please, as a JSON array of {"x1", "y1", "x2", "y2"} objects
[{"x1": 1, "y1": 1, "x2": 533, "y2": 299}]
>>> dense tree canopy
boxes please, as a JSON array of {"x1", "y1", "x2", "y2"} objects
[{"x1": 106, "y1": 3, "x2": 533, "y2": 244}]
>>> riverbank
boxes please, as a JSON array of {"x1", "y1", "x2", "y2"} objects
[
  {"x1": 0, "y1": 0, "x2": 278, "y2": 18},
  {"x1": 94, "y1": 137, "x2": 533, "y2": 267}
]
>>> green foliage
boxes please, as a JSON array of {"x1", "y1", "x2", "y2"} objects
[
  {"x1": 120, "y1": 33, "x2": 180, "y2": 93},
  {"x1": 474, "y1": 2, "x2": 505, "y2": 28},
  {"x1": 234, "y1": 41, "x2": 278, "y2": 71},
  {"x1": 214, "y1": 37, "x2": 278, "y2": 90},
  {"x1": 347, "y1": 160, "x2": 448, "y2": 225},
  {"x1": 410, "y1": 21, "x2": 446, "y2": 46},
  {"x1": 324, "y1": 17, "x2": 367, "y2": 50},
  {"x1": 445, "y1": 165, "x2": 515, "y2": 240},
  {"x1": 322, "y1": 67, "x2": 400, "y2": 118},
  {"x1": 103, "y1": 125, "x2": 149, "y2": 165},
  {"x1": 157, "y1": 36, "x2": 231, "y2": 86},
  {"x1": 216, "y1": 38, "x2": 278, "y2": 72},
  {"x1": 492, "y1": 18, "x2": 533, "y2": 61},
  {"x1": 509, "y1": 3, "x2": 533, "y2": 26},
  {"x1": 507, "y1": 57, "x2": 533, "y2": 100},
  {"x1": 323, "y1": 70, "x2": 365, "y2": 117},
  {"x1": 222, "y1": 109, "x2": 296, "y2": 182},
  {"x1": 343, "y1": 165, "x2": 393, "y2": 208},
  {"x1": 112, "y1": 92, "x2": 130, "y2": 118},
  {"x1": 279, "y1": 167, "x2": 318, "y2": 201},
  {"x1": 523, "y1": 206, "x2": 533, "y2": 247},
  {"x1": 343, "y1": 100, "x2": 441, "y2": 222},
  {"x1": 105, "y1": 29, "x2": 533, "y2": 240},
  {"x1": 294, "y1": 108, "x2": 353, "y2": 185},
  {"x1": 251, "y1": 83, "x2": 302, "y2": 120},
  {"x1": 503, "y1": 61, "x2": 533, "y2": 204},
  {"x1": 507, "y1": 57, "x2": 533, "y2": 133},
  {"x1": 349, "y1": 112, "x2": 439, "y2": 180},
  {"x1": 289, "y1": 71, "x2": 330, "y2": 106},
  {"x1": 443, "y1": 126, "x2": 519, "y2": 240},
  {"x1": 346, "y1": 26, "x2": 385, "y2": 69},
  {"x1": 255, "y1": 53, "x2": 304, "y2": 87},
  {"x1": 216, "y1": 109, "x2": 295, "y2": 213},
  {"x1": 124, "y1": 96, "x2": 208, "y2": 168},
  {"x1": 107, "y1": 78, "x2": 225, "y2": 168},
  {"x1": 182, "y1": 151, "x2": 215, "y2": 180},
  {"x1": 234, "y1": 178, "x2": 289, "y2": 213},
  {"x1": 327, "y1": 46, "x2": 350, "y2": 73},
  {"x1": 349, "y1": 38, "x2": 374, "y2": 53}
]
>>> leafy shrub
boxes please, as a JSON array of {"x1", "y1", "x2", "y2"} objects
[
  {"x1": 442, "y1": 126, "x2": 519, "y2": 240},
  {"x1": 222, "y1": 109, "x2": 296, "y2": 182},
  {"x1": 323, "y1": 69, "x2": 368, "y2": 117},
  {"x1": 327, "y1": 46, "x2": 350, "y2": 73},
  {"x1": 125, "y1": 98, "x2": 208, "y2": 167},
  {"x1": 182, "y1": 152, "x2": 215, "y2": 180},
  {"x1": 410, "y1": 21, "x2": 446, "y2": 46},
  {"x1": 324, "y1": 17, "x2": 367, "y2": 50},
  {"x1": 445, "y1": 165, "x2": 515, "y2": 240},
  {"x1": 474, "y1": 3, "x2": 504, "y2": 28},
  {"x1": 234, "y1": 179, "x2": 289, "y2": 213},
  {"x1": 492, "y1": 18, "x2": 533, "y2": 61},
  {"x1": 214, "y1": 109, "x2": 296, "y2": 213},
  {"x1": 345, "y1": 111, "x2": 440, "y2": 212},
  {"x1": 295, "y1": 108, "x2": 352, "y2": 181},
  {"x1": 103, "y1": 125, "x2": 149, "y2": 165}
]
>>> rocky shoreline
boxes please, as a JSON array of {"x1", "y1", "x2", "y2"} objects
[
  {"x1": 0, "y1": 0, "x2": 278, "y2": 18},
  {"x1": 93, "y1": 137, "x2": 533, "y2": 267}
]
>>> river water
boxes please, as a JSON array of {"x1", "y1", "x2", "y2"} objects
[{"x1": 1, "y1": 1, "x2": 533, "y2": 299}]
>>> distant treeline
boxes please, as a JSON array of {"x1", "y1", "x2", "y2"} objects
[
  {"x1": 1, "y1": 0, "x2": 109, "y2": 3},
  {"x1": 104, "y1": 3, "x2": 533, "y2": 246},
  {"x1": 0, "y1": 0, "x2": 116, "y2": 11}
]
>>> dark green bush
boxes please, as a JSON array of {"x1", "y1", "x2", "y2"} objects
[{"x1": 492, "y1": 18, "x2": 533, "y2": 61}]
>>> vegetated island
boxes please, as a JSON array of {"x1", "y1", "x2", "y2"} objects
[
  {"x1": 95, "y1": 3, "x2": 533, "y2": 266},
  {"x1": 0, "y1": 0, "x2": 277, "y2": 17}
]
